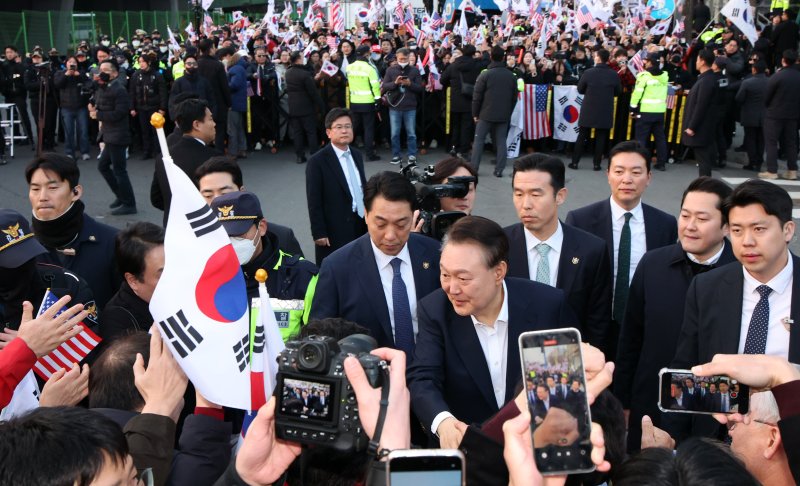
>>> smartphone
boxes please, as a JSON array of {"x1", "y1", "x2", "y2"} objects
[
  {"x1": 658, "y1": 368, "x2": 749, "y2": 415},
  {"x1": 519, "y1": 328, "x2": 594, "y2": 476},
  {"x1": 386, "y1": 449, "x2": 465, "y2": 486}
]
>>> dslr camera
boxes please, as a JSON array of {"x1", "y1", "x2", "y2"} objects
[
  {"x1": 401, "y1": 162, "x2": 473, "y2": 240},
  {"x1": 274, "y1": 334, "x2": 384, "y2": 452}
]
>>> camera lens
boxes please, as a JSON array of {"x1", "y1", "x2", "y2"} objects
[{"x1": 298, "y1": 342, "x2": 325, "y2": 371}]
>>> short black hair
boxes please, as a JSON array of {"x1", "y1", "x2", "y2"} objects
[
  {"x1": 4, "y1": 45, "x2": 18, "y2": 52},
  {"x1": 324, "y1": 107, "x2": 352, "y2": 129},
  {"x1": 95, "y1": 45, "x2": 110, "y2": 56},
  {"x1": 783, "y1": 49, "x2": 798, "y2": 65},
  {"x1": 490, "y1": 46, "x2": 505, "y2": 62},
  {"x1": 608, "y1": 140, "x2": 651, "y2": 172},
  {"x1": 289, "y1": 51, "x2": 303, "y2": 64},
  {"x1": 99, "y1": 59, "x2": 118, "y2": 72},
  {"x1": 176, "y1": 98, "x2": 210, "y2": 134},
  {"x1": 89, "y1": 332, "x2": 150, "y2": 410},
  {"x1": 680, "y1": 176, "x2": 733, "y2": 223},
  {"x1": 0, "y1": 407, "x2": 129, "y2": 486},
  {"x1": 512, "y1": 153, "x2": 565, "y2": 193},
  {"x1": 115, "y1": 222, "x2": 164, "y2": 280},
  {"x1": 363, "y1": 171, "x2": 416, "y2": 212},
  {"x1": 595, "y1": 48, "x2": 610, "y2": 63},
  {"x1": 697, "y1": 48, "x2": 715, "y2": 67},
  {"x1": 460, "y1": 44, "x2": 476, "y2": 57},
  {"x1": 25, "y1": 153, "x2": 81, "y2": 188},
  {"x1": 198, "y1": 38, "x2": 214, "y2": 54},
  {"x1": 753, "y1": 59, "x2": 767, "y2": 73},
  {"x1": 431, "y1": 157, "x2": 478, "y2": 186},
  {"x1": 613, "y1": 438, "x2": 759, "y2": 486},
  {"x1": 443, "y1": 215, "x2": 509, "y2": 268},
  {"x1": 723, "y1": 179, "x2": 793, "y2": 225},
  {"x1": 195, "y1": 156, "x2": 244, "y2": 188}
]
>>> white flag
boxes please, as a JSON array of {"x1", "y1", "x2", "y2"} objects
[
  {"x1": 202, "y1": 0, "x2": 214, "y2": 9},
  {"x1": 341, "y1": 54, "x2": 350, "y2": 78},
  {"x1": 457, "y1": 9, "x2": 469, "y2": 39},
  {"x1": 0, "y1": 371, "x2": 40, "y2": 420},
  {"x1": 720, "y1": 0, "x2": 757, "y2": 46},
  {"x1": 649, "y1": 18, "x2": 671, "y2": 36},
  {"x1": 506, "y1": 97, "x2": 524, "y2": 158},
  {"x1": 149, "y1": 149, "x2": 252, "y2": 410},
  {"x1": 552, "y1": 85, "x2": 583, "y2": 142},
  {"x1": 321, "y1": 59, "x2": 340, "y2": 76}
]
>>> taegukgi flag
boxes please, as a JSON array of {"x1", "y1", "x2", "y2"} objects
[
  {"x1": 149, "y1": 149, "x2": 252, "y2": 410},
  {"x1": 552, "y1": 85, "x2": 583, "y2": 142}
]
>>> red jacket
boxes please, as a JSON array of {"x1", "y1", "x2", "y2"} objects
[{"x1": 0, "y1": 339, "x2": 36, "y2": 409}]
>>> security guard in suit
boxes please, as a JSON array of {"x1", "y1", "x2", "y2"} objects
[
  {"x1": 211, "y1": 192, "x2": 318, "y2": 342},
  {"x1": 346, "y1": 44, "x2": 382, "y2": 161}
]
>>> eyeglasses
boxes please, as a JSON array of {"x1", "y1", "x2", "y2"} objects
[
  {"x1": 727, "y1": 418, "x2": 776, "y2": 432},
  {"x1": 185, "y1": 62, "x2": 198, "y2": 66},
  {"x1": 330, "y1": 124, "x2": 352, "y2": 131},
  {"x1": 256, "y1": 54, "x2": 267, "y2": 58}
]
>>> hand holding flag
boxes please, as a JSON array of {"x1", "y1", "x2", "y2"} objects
[
  {"x1": 133, "y1": 327, "x2": 189, "y2": 422},
  {"x1": 19, "y1": 295, "x2": 87, "y2": 359}
]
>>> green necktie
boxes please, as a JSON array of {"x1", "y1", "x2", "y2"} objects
[{"x1": 613, "y1": 212, "x2": 633, "y2": 323}]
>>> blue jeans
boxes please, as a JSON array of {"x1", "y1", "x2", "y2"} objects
[
  {"x1": 61, "y1": 107, "x2": 90, "y2": 157},
  {"x1": 389, "y1": 109, "x2": 417, "y2": 158}
]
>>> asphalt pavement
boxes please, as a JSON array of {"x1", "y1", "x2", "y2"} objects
[{"x1": 3, "y1": 139, "x2": 799, "y2": 260}]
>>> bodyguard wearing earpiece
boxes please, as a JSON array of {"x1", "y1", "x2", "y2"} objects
[{"x1": 25, "y1": 153, "x2": 121, "y2": 309}]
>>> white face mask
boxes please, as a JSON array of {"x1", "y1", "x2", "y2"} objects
[
  {"x1": 230, "y1": 231, "x2": 259, "y2": 265},
  {"x1": 132, "y1": 40, "x2": 141, "y2": 48},
  {"x1": 119, "y1": 42, "x2": 128, "y2": 49},
  {"x1": 101, "y1": 40, "x2": 110, "y2": 47},
  {"x1": 371, "y1": 53, "x2": 381, "y2": 61},
  {"x1": 159, "y1": 46, "x2": 168, "y2": 53},
  {"x1": 398, "y1": 62, "x2": 408, "y2": 68}
]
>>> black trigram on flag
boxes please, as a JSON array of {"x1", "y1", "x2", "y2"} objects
[
  {"x1": 731, "y1": 7, "x2": 739, "y2": 16},
  {"x1": 253, "y1": 324, "x2": 264, "y2": 354},
  {"x1": 575, "y1": 96, "x2": 583, "y2": 106},
  {"x1": 186, "y1": 205, "x2": 223, "y2": 238},
  {"x1": 558, "y1": 122, "x2": 568, "y2": 132},
  {"x1": 573, "y1": 126, "x2": 581, "y2": 134},
  {"x1": 558, "y1": 95, "x2": 568, "y2": 105},
  {"x1": 159, "y1": 310, "x2": 204, "y2": 358},
  {"x1": 232, "y1": 333, "x2": 250, "y2": 372}
]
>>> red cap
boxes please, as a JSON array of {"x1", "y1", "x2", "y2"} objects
[{"x1": 371, "y1": 44, "x2": 381, "y2": 53}]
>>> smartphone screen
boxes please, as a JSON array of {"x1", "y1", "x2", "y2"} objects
[
  {"x1": 659, "y1": 369, "x2": 750, "y2": 415},
  {"x1": 387, "y1": 450, "x2": 464, "y2": 486},
  {"x1": 519, "y1": 328, "x2": 594, "y2": 475}
]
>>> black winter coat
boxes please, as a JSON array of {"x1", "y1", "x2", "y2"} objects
[
  {"x1": 765, "y1": 64, "x2": 800, "y2": 120},
  {"x1": 735, "y1": 73, "x2": 768, "y2": 127},
  {"x1": 168, "y1": 71, "x2": 215, "y2": 119},
  {"x1": 440, "y1": 56, "x2": 482, "y2": 113},
  {"x1": 54, "y1": 68, "x2": 92, "y2": 110},
  {"x1": 129, "y1": 67, "x2": 168, "y2": 112},
  {"x1": 681, "y1": 70, "x2": 722, "y2": 147},
  {"x1": 94, "y1": 79, "x2": 131, "y2": 145},
  {"x1": 285, "y1": 64, "x2": 324, "y2": 117},
  {"x1": 197, "y1": 55, "x2": 231, "y2": 115},
  {"x1": 1, "y1": 60, "x2": 27, "y2": 98},
  {"x1": 576, "y1": 63, "x2": 621, "y2": 129},
  {"x1": 472, "y1": 61, "x2": 518, "y2": 122}
]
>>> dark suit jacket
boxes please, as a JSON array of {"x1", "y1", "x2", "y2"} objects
[
  {"x1": 764, "y1": 64, "x2": 800, "y2": 120},
  {"x1": 407, "y1": 278, "x2": 572, "y2": 429},
  {"x1": 680, "y1": 70, "x2": 722, "y2": 147},
  {"x1": 309, "y1": 233, "x2": 441, "y2": 348},
  {"x1": 197, "y1": 55, "x2": 231, "y2": 114},
  {"x1": 531, "y1": 399, "x2": 552, "y2": 420},
  {"x1": 672, "y1": 254, "x2": 800, "y2": 368},
  {"x1": 150, "y1": 135, "x2": 216, "y2": 226},
  {"x1": 268, "y1": 224, "x2": 303, "y2": 258},
  {"x1": 615, "y1": 241, "x2": 735, "y2": 447},
  {"x1": 710, "y1": 393, "x2": 738, "y2": 413},
  {"x1": 576, "y1": 63, "x2": 622, "y2": 129},
  {"x1": 305, "y1": 144, "x2": 368, "y2": 265},
  {"x1": 505, "y1": 222, "x2": 612, "y2": 349}
]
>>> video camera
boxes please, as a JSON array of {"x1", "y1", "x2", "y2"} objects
[
  {"x1": 400, "y1": 162, "x2": 473, "y2": 240},
  {"x1": 274, "y1": 334, "x2": 384, "y2": 452}
]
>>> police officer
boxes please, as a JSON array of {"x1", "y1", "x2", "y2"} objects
[
  {"x1": 1, "y1": 45, "x2": 35, "y2": 146},
  {"x1": 630, "y1": 52, "x2": 669, "y2": 171},
  {"x1": 129, "y1": 51, "x2": 167, "y2": 160},
  {"x1": 211, "y1": 192, "x2": 318, "y2": 342},
  {"x1": 0, "y1": 209, "x2": 97, "y2": 332},
  {"x1": 346, "y1": 44, "x2": 382, "y2": 161}
]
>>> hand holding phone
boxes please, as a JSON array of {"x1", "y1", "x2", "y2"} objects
[
  {"x1": 387, "y1": 449, "x2": 465, "y2": 486},
  {"x1": 658, "y1": 368, "x2": 750, "y2": 415}
]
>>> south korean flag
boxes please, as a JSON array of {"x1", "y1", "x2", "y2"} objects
[{"x1": 150, "y1": 146, "x2": 252, "y2": 410}]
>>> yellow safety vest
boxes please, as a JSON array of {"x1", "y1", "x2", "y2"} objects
[
  {"x1": 346, "y1": 60, "x2": 381, "y2": 104},
  {"x1": 630, "y1": 70, "x2": 669, "y2": 113}
]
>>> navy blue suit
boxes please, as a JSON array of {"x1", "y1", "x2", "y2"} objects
[
  {"x1": 35, "y1": 213, "x2": 120, "y2": 309},
  {"x1": 309, "y1": 233, "x2": 441, "y2": 349},
  {"x1": 615, "y1": 241, "x2": 735, "y2": 451},
  {"x1": 407, "y1": 278, "x2": 573, "y2": 430},
  {"x1": 565, "y1": 199, "x2": 677, "y2": 359},
  {"x1": 505, "y1": 222, "x2": 612, "y2": 349}
]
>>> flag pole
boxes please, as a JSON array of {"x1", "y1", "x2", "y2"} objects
[{"x1": 150, "y1": 113, "x2": 173, "y2": 166}]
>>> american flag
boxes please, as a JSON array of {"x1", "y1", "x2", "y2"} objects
[
  {"x1": 524, "y1": 84, "x2": 551, "y2": 139},
  {"x1": 330, "y1": 0, "x2": 344, "y2": 33},
  {"x1": 326, "y1": 35, "x2": 340, "y2": 51},
  {"x1": 403, "y1": 7, "x2": 417, "y2": 35},
  {"x1": 576, "y1": 3, "x2": 595, "y2": 28},
  {"x1": 628, "y1": 49, "x2": 645, "y2": 76},
  {"x1": 33, "y1": 289, "x2": 101, "y2": 380},
  {"x1": 430, "y1": 11, "x2": 444, "y2": 29},
  {"x1": 394, "y1": 1, "x2": 405, "y2": 27},
  {"x1": 666, "y1": 85, "x2": 677, "y2": 110}
]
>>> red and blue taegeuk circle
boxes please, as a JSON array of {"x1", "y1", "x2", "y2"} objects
[
  {"x1": 563, "y1": 105, "x2": 579, "y2": 124},
  {"x1": 195, "y1": 245, "x2": 248, "y2": 323}
]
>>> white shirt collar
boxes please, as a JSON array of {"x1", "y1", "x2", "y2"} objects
[
  {"x1": 370, "y1": 238, "x2": 411, "y2": 271},
  {"x1": 470, "y1": 281, "x2": 509, "y2": 327},
  {"x1": 192, "y1": 136, "x2": 206, "y2": 146},
  {"x1": 742, "y1": 250, "x2": 794, "y2": 295},
  {"x1": 687, "y1": 242, "x2": 726, "y2": 265},
  {"x1": 524, "y1": 221, "x2": 564, "y2": 254},
  {"x1": 331, "y1": 144, "x2": 350, "y2": 160},
  {"x1": 609, "y1": 196, "x2": 644, "y2": 222}
]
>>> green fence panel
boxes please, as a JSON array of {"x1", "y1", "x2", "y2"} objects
[{"x1": 0, "y1": 12, "x2": 23, "y2": 52}]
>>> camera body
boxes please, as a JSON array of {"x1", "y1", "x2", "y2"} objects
[
  {"x1": 400, "y1": 162, "x2": 472, "y2": 240},
  {"x1": 274, "y1": 334, "x2": 383, "y2": 451}
]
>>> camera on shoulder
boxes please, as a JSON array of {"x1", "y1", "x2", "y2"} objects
[
  {"x1": 274, "y1": 334, "x2": 384, "y2": 451},
  {"x1": 400, "y1": 162, "x2": 473, "y2": 240}
]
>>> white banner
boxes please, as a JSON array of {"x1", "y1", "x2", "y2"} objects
[
  {"x1": 149, "y1": 150, "x2": 252, "y2": 410},
  {"x1": 0, "y1": 371, "x2": 39, "y2": 420},
  {"x1": 552, "y1": 85, "x2": 583, "y2": 142}
]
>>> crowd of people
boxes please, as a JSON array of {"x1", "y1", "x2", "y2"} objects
[{"x1": 1, "y1": 1, "x2": 800, "y2": 485}]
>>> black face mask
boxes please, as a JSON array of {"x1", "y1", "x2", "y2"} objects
[
  {"x1": 98, "y1": 72, "x2": 111, "y2": 83},
  {"x1": 185, "y1": 67, "x2": 198, "y2": 75},
  {"x1": 0, "y1": 259, "x2": 37, "y2": 319}
]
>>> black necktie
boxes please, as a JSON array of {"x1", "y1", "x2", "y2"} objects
[
  {"x1": 391, "y1": 258, "x2": 415, "y2": 355},
  {"x1": 743, "y1": 285, "x2": 772, "y2": 354},
  {"x1": 614, "y1": 212, "x2": 633, "y2": 322}
]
